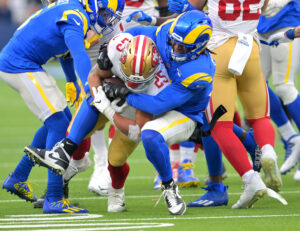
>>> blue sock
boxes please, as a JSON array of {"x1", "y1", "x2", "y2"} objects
[
  {"x1": 13, "y1": 125, "x2": 48, "y2": 181},
  {"x1": 286, "y1": 94, "x2": 300, "y2": 130},
  {"x1": 141, "y1": 130, "x2": 172, "y2": 183},
  {"x1": 44, "y1": 112, "x2": 69, "y2": 202},
  {"x1": 64, "y1": 107, "x2": 72, "y2": 121},
  {"x1": 67, "y1": 98, "x2": 99, "y2": 145},
  {"x1": 268, "y1": 85, "x2": 289, "y2": 127},
  {"x1": 202, "y1": 115, "x2": 223, "y2": 176},
  {"x1": 180, "y1": 140, "x2": 195, "y2": 148}
]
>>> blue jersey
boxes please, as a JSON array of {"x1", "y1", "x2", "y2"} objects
[
  {"x1": 258, "y1": 0, "x2": 300, "y2": 34},
  {"x1": 0, "y1": 0, "x2": 91, "y2": 88},
  {"x1": 125, "y1": 20, "x2": 215, "y2": 124}
]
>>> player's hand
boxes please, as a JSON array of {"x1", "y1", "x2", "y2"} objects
[
  {"x1": 167, "y1": 0, "x2": 196, "y2": 13},
  {"x1": 103, "y1": 82, "x2": 131, "y2": 101},
  {"x1": 111, "y1": 98, "x2": 128, "y2": 113},
  {"x1": 126, "y1": 11, "x2": 157, "y2": 26},
  {"x1": 92, "y1": 86, "x2": 111, "y2": 113},
  {"x1": 267, "y1": 29, "x2": 294, "y2": 45},
  {"x1": 66, "y1": 81, "x2": 81, "y2": 107}
]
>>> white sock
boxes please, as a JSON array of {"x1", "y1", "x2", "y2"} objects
[
  {"x1": 170, "y1": 147, "x2": 180, "y2": 166},
  {"x1": 91, "y1": 129, "x2": 108, "y2": 167},
  {"x1": 180, "y1": 146, "x2": 195, "y2": 162},
  {"x1": 278, "y1": 121, "x2": 297, "y2": 141}
]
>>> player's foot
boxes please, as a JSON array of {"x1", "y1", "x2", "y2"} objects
[
  {"x1": 294, "y1": 164, "x2": 300, "y2": 181},
  {"x1": 33, "y1": 192, "x2": 46, "y2": 208},
  {"x1": 43, "y1": 197, "x2": 88, "y2": 213},
  {"x1": 153, "y1": 173, "x2": 162, "y2": 190},
  {"x1": 177, "y1": 159, "x2": 200, "y2": 188},
  {"x1": 187, "y1": 181, "x2": 228, "y2": 207},
  {"x1": 88, "y1": 164, "x2": 111, "y2": 196},
  {"x1": 232, "y1": 172, "x2": 267, "y2": 209},
  {"x1": 64, "y1": 153, "x2": 91, "y2": 185},
  {"x1": 2, "y1": 172, "x2": 37, "y2": 202},
  {"x1": 204, "y1": 163, "x2": 227, "y2": 185},
  {"x1": 24, "y1": 142, "x2": 71, "y2": 175},
  {"x1": 107, "y1": 187, "x2": 126, "y2": 212},
  {"x1": 158, "y1": 179, "x2": 186, "y2": 215},
  {"x1": 260, "y1": 145, "x2": 282, "y2": 192},
  {"x1": 280, "y1": 135, "x2": 300, "y2": 174}
]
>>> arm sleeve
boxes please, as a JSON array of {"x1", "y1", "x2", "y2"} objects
[
  {"x1": 62, "y1": 26, "x2": 92, "y2": 92},
  {"x1": 59, "y1": 56, "x2": 77, "y2": 82},
  {"x1": 126, "y1": 83, "x2": 194, "y2": 115}
]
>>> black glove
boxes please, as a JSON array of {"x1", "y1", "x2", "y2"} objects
[
  {"x1": 97, "y1": 43, "x2": 113, "y2": 70},
  {"x1": 103, "y1": 82, "x2": 131, "y2": 101}
]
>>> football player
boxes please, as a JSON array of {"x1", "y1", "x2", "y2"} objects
[
  {"x1": 258, "y1": 0, "x2": 300, "y2": 176},
  {"x1": 1, "y1": 0, "x2": 124, "y2": 213}
]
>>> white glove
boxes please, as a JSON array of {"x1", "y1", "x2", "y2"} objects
[
  {"x1": 111, "y1": 98, "x2": 128, "y2": 113},
  {"x1": 267, "y1": 31, "x2": 293, "y2": 45},
  {"x1": 261, "y1": 0, "x2": 292, "y2": 17},
  {"x1": 92, "y1": 86, "x2": 115, "y2": 123}
]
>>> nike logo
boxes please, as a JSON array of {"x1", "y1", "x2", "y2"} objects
[
  {"x1": 73, "y1": 18, "x2": 81, "y2": 26},
  {"x1": 49, "y1": 153, "x2": 63, "y2": 162}
]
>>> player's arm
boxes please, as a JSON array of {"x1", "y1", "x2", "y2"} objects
[{"x1": 261, "y1": 0, "x2": 292, "y2": 17}]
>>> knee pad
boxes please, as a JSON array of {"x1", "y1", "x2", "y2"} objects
[{"x1": 276, "y1": 83, "x2": 298, "y2": 104}]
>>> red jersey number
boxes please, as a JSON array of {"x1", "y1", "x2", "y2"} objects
[
  {"x1": 218, "y1": 0, "x2": 260, "y2": 21},
  {"x1": 116, "y1": 38, "x2": 129, "y2": 52},
  {"x1": 154, "y1": 70, "x2": 169, "y2": 88}
]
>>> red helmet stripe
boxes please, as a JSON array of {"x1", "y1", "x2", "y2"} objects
[
  {"x1": 132, "y1": 35, "x2": 140, "y2": 76},
  {"x1": 139, "y1": 36, "x2": 147, "y2": 76}
]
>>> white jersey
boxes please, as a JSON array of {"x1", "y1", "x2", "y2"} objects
[
  {"x1": 207, "y1": 0, "x2": 264, "y2": 50},
  {"x1": 107, "y1": 33, "x2": 170, "y2": 96}
]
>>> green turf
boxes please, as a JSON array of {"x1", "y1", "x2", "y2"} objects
[{"x1": 0, "y1": 78, "x2": 300, "y2": 231}]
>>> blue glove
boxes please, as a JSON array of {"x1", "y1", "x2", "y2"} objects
[
  {"x1": 167, "y1": 0, "x2": 197, "y2": 13},
  {"x1": 126, "y1": 11, "x2": 157, "y2": 26}
]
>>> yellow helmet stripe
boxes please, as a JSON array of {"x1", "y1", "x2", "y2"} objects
[
  {"x1": 169, "y1": 15, "x2": 181, "y2": 35},
  {"x1": 108, "y1": 0, "x2": 118, "y2": 12},
  {"x1": 156, "y1": 19, "x2": 175, "y2": 36},
  {"x1": 183, "y1": 25, "x2": 212, "y2": 44},
  {"x1": 181, "y1": 73, "x2": 212, "y2": 87}
]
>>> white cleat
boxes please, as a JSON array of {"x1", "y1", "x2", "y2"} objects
[
  {"x1": 107, "y1": 187, "x2": 126, "y2": 212},
  {"x1": 280, "y1": 135, "x2": 300, "y2": 174},
  {"x1": 232, "y1": 171, "x2": 267, "y2": 209},
  {"x1": 294, "y1": 164, "x2": 300, "y2": 181},
  {"x1": 63, "y1": 153, "x2": 91, "y2": 184},
  {"x1": 88, "y1": 165, "x2": 111, "y2": 196},
  {"x1": 260, "y1": 145, "x2": 282, "y2": 192}
]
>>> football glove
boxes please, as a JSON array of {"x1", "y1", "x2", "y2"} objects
[
  {"x1": 167, "y1": 0, "x2": 197, "y2": 13},
  {"x1": 111, "y1": 98, "x2": 128, "y2": 113},
  {"x1": 103, "y1": 82, "x2": 131, "y2": 101},
  {"x1": 267, "y1": 29, "x2": 295, "y2": 45},
  {"x1": 92, "y1": 86, "x2": 115, "y2": 123},
  {"x1": 97, "y1": 43, "x2": 113, "y2": 70},
  {"x1": 126, "y1": 11, "x2": 157, "y2": 26},
  {"x1": 66, "y1": 81, "x2": 81, "y2": 107}
]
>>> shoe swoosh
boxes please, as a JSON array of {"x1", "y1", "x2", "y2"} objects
[{"x1": 49, "y1": 153, "x2": 63, "y2": 162}]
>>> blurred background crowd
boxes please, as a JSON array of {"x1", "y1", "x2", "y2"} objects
[{"x1": 0, "y1": 0, "x2": 42, "y2": 49}]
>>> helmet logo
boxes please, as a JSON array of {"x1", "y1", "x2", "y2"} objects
[
  {"x1": 152, "y1": 47, "x2": 159, "y2": 67},
  {"x1": 120, "y1": 51, "x2": 127, "y2": 64},
  {"x1": 172, "y1": 33, "x2": 183, "y2": 42}
]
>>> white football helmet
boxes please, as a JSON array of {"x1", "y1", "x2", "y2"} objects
[{"x1": 120, "y1": 35, "x2": 160, "y2": 93}]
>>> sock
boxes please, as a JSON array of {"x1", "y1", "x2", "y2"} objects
[
  {"x1": 13, "y1": 125, "x2": 48, "y2": 181},
  {"x1": 278, "y1": 121, "x2": 297, "y2": 141},
  {"x1": 169, "y1": 144, "x2": 180, "y2": 166},
  {"x1": 247, "y1": 117, "x2": 275, "y2": 148},
  {"x1": 268, "y1": 85, "x2": 289, "y2": 127},
  {"x1": 286, "y1": 95, "x2": 300, "y2": 130},
  {"x1": 108, "y1": 162, "x2": 129, "y2": 189},
  {"x1": 91, "y1": 129, "x2": 108, "y2": 165},
  {"x1": 211, "y1": 121, "x2": 252, "y2": 176},
  {"x1": 68, "y1": 98, "x2": 99, "y2": 145},
  {"x1": 180, "y1": 141, "x2": 195, "y2": 162},
  {"x1": 233, "y1": 111, "x2": 242, "y2": 127},
  {"x1": 141, "y1": 130, "x2": 172, "y2": 182},
  {"x1": 72, "y1": 137, "x2": 91, "y2": 160},
  {"x1": 46, "y1": 170, "x2": 63, "y2": 202}
]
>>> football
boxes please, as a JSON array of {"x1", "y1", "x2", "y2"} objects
[{"x1": 103, "y1": 76, "x2": 125, "y2": 86}]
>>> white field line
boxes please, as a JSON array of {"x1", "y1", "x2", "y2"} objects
[{"x1": 0, "y1": 190, "x2": 299, "y2": 203}]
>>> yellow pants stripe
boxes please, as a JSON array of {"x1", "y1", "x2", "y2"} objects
[
  {"x1": 158, "y1": 117, "x2": 191, "y2": 133},
  {"x1": 284, "y1": 42, "x2": 293, "y2": 83},
  {"x1": 27, "y1": 73, "x2": 56, "y2": 113}
]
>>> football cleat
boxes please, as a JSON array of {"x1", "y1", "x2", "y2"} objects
[
  {"x1": 260, "y1": 145, "x2": 282, "y2": 192},
  {"x1": 232, "y1": 172, "x2": 267, "y2": 209},
  {"x1": 156, "y1": 179, "x2": 186, "y2": 215},
  {"x1": 153, "y1": 173, "x2": 162, "y2": 190},
  {"x1": 43, "y1": 197, "x2": 88, "y2": 213},
  {"x1": 24, "y1": 142, "x2": 71, "y2": 175},
  {"x1": 2, "y1": 172, "x2": 37, "y2": 202},
  {"x1": 33, "y1": 192, "x2": 46, "y2": 208},
  {"x1": 177, "y1": 159, "x2": 200, "y2": 188},
  {"x1": 107, "y1": 187, "x2": 126, "y2": 212},
  {"x1": 187, "y1": 181, "x2": 228, "y2": 207},
  {"x1": 294, "y1": 164, "x2": 300, "y2": 181},
  {"x1": 280, "y1": 135, "x2": 300, "y2": 174},
  {"x1": 88, "y1": 163, "x2": 111, "y2": 196}
]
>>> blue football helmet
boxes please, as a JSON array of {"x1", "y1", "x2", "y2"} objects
[
  {"x1": 168, "y1": 10, "x2": 213, "y2": 62},
  {"x1": 80, "y1": 0, "x2": 124, "y2": 35}
]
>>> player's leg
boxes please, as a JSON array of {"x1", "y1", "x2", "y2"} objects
[
  {"x1": 239, "y1": 41, "x2": 282, "y2": 192},
  {"x1": 107, "y1": 130, "x2": 138, "y2": 212}
]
